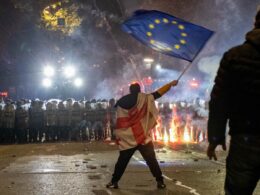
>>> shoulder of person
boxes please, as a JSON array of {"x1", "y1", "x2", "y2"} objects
[
  {"x1": 224, "y1": 42, "x2": 257, "y2": 60},
  {"x1": 117, "y1": 94, "x2": 131, "y2": 102},
  {"x1": 115, "y1": 94, "x2": 133, "y2": 107}
]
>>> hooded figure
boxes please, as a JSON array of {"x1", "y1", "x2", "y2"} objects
[{"x1": 207, "y1": 10, "x2": 260, "y2": 195}]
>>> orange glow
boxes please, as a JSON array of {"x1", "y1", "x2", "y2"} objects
[
  {"x1": 152, "y1": 104, "x2": 200, "y2": 144},
  {"x1": 169, "y1": 128, "x2": 176, "y2": 142},
  {"x1": 154, "y1": 129, "x2": 160, "y2": 140},
  {"x1": 183, "y1": 125, "x2": 191, "y2": 142},
  {"x1": 169, "y1": 117, "x2": 177, "y2": 142},
  {"x1": 154, "y1": 116, "x2": 163, "y2": 141},
  {"x1": 130, "y1": 81, "x2": 139, "y2": 85},
  {"x1": 163, "y1": 128, "x2": 169, "y2": 143},
  {"x1": 0, "y1": 91, "x2": 8, "y2": 97},
  {"x1": 190, "y1": 81, "x2": 199, "y2": 88}
]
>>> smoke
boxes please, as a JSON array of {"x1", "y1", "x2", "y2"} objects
[
  {"x1": 8, "y1": 0, "x2": 260, "y2": 100},
  {"x1": 197, "y1": 55, "x2": 221, "y2": 80},
  {"x1": 48, "y1": 0, "x2": 260, "y2": 101},
  {"x1": 216, "y1": 0, "x2": 242, "y2": 32},
  {"x1": 93, "y1": 59, "x2": 142, "y2": 99},
  {"x1": 156, "y1": 68, "x2": 179, "y2": 79},
  {"x1": 92, "y1": 55, "x2": 221, "y2": 101},
  {"x1": 153, "y1": 68, "x2": 202, "y2": 101},
  {"x1": 55, "y1": 1, "x2": 260, "y2": 101}
]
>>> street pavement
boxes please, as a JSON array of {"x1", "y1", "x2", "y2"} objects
[{"x1": 0, "y1": 141, "x2": 259, "y2": 195}]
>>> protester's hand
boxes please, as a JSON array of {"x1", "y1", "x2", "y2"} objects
[
  {"x1": 170, "y1": 80, "x2": 178, "y2": 87},
  {"x1": 207, "y1": 142, "x2": 226, "y2": 161}
]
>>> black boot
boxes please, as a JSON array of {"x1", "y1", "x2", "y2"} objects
[
  {"x1": 157, "y1": 181, "x2": 166, "y2": 189},
  {"x1": 106, "y1": 181, "x2": 119, "y2": 189}
]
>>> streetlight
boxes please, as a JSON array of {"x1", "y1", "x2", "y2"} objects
[
  {"x1": 156, "y1": 64, "x2": 162, "y2": 70},
  {"x1": 43, "y1": 66, "x2": 55, "y2": 77},
  {"x1": 74, "y1": 78, "x2": 83, "y2": 87},
  {"x1": 42, "y1": 78, "x2": 52, "y2": 88},
  {"x1": 63, "y1": 66, "x2": 76, "y2": 78}
]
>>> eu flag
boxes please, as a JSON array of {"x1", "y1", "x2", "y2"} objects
[{"x1": 122, "y1": 10, "x2": 214, "y2": 62}]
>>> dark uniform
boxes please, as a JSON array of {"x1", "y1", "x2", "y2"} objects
[
  {"x1": 191, "y1": 99, "x2": 208, "y2": 142},
  {"x1": 44, "y1": 102, "x2": 57, "y2": 141},
  {"x1": 65, "y1": 99, "x2": 74, "y2": 140},
  {"x1": 71, "y1": 102, "x2": 83, "y2": 141},
  {"x1": 84, "y1": 101, "x2": 93, "y2": 141},
  {"x1": 160, "y1": 102, "x2": 172, "y2": 139},
  {"x1": 57, "y1": 102, "x2": 70, "y2": 140},
  {"x1": 107, "y1": 98, "x2": 116, "y2": 140},
  {"x1": 15, "y1": 102, "x2": 29, "y2": 143},
  {"x1": 0, "y1": 104, "x2": 3, "y2": 143},
  {"x1": 92, "y1": 102, "x2": 105, "y2": 140},
  {"x1": 29, "y1": 101, "x2": 44, "y2": 142},
  {"x1": 2, "y1": 103, "x2": 15, "y2": 143}
]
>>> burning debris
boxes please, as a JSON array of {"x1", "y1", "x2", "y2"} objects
[{"x1": 152, "y1": 98, "x2": 208, "y2": 144}]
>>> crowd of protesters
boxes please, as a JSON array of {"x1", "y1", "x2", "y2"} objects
[{"x1": 0, "y1": 97, "x2": 208, "y2": 144}]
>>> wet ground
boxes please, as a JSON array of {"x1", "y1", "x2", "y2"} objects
[{"x1": 0, "y1": 141, "x2": 259, "y2": 195}]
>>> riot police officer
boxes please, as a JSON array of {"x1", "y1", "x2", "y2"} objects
[
  {"x1": 83, "y1": 101, "x2": 93, "y2": 141},
  {"x1": 0, "y1": 103, "x2": 4, "y2": 143},
  {"x1": 44, "y1": 101, "x2": 57, "y2": 141},
  {"x1": 107, "y1": 98, "x2": 116, "y2": 140},
  {"x1": 15, "y1": 101, "x2": 29, "y2": 143},
  {"x1": 93, "y1": 101, "x2": 105, "y2": 140},
  {"x1": 71, "y1": 101, "x2": 83, "y2": 141},
  {"x1": 160, "y1": 102, "x2": 172, "y2": 140},
  {"x1": 2, "y1": 101, "x2": 15, "y2": 143},
  {"x1": 57, "y1": 101, "x2": 70, "y2": 140},
  {"x1": 29, "y1": 100, "x2": 44, "y2": 142}
]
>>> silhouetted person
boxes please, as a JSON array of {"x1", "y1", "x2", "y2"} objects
[
  {"x1": 107, "y1": 80, "x2": 178, "y2": 189},
  {"x1": 207, "y1": 10, "x2": 260, "y2": 195}
]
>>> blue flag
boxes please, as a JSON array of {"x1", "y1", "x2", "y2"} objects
[{"x1": 122, "y1": 10, "x2": 214, "y2": 62}]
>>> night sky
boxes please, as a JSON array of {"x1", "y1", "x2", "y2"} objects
[{"x1": 0, "y1": 0, "x2": 259, "y2": 100}]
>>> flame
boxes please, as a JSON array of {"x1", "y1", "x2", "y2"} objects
[
  {"x1": 163, "y1": 128, "x2": 169, "y2": 143},
  {"x1": 153, "y1": 116, "x2": 163, "y2": 141},
  {"x1": 190, "y1": 126, "x2": 194, "y2": 142},
  {"x1": 169, "y1": 118, "x2": 177, "y2": 142},
  {"x1": 183, "y1": 125, "x2": 191, "y2": 142},
  {"x1": 154, "y1": 104, "x2": 201, "y2": 144},
  {"x1": 169, "y1": 128, "x2": 176, "y2": 142},
  {"x1": 152, "y1": 128, "x2": 161, "y2": 141},
  {"x1": 199, "y1": 131, "x2": 204, "y2": 142}
]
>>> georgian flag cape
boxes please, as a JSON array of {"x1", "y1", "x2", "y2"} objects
[{"x1": 115, "y1": 93, "x2": 158, "y2": 150}]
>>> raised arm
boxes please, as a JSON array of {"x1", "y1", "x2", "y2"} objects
[{"x1": 152, "y1": 80, "x2": 178, "y2": 100}]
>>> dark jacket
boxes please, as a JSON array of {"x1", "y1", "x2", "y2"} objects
[{"x1": 208, "y1": 29, "x2": 260, "y2": 145}]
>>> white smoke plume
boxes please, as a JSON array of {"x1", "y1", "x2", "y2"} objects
[
  {"x1": 68, "y1": 0, "x2": 260, "y2": 100},
  {"x1": 93, "y1": 59, "x2": 142, "y2": 99},
  {"x1": 197, "y1": 55, "x2": 221, "y2": 80}
]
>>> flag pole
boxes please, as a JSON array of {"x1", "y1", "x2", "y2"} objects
[{"x1": 177, "y1": 62, "x2": 193, "y2": 81}]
